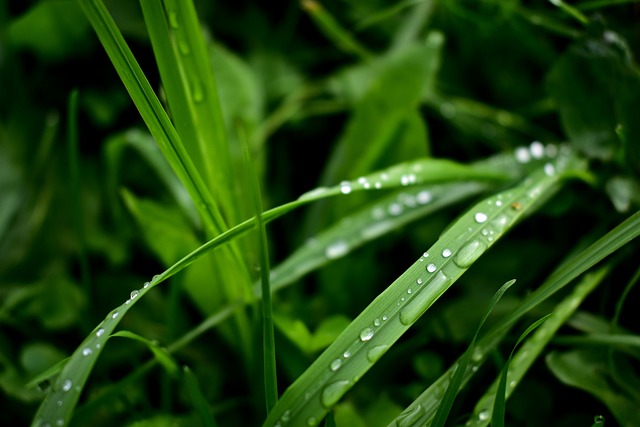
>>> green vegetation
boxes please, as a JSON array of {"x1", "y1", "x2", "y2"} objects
[{"x1": 1, "y1": 0, "x2": 640, "y2": 426}]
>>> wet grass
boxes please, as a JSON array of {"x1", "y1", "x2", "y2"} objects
[{"x1": 1, "y1": 1, "x2": 640, "y2": 426}]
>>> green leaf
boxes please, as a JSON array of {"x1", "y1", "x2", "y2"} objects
[
  {"x1": 112, "y1": 331, "x2": 179, "y2": 375},
  {"x1": 547, "y1": 349, "x2": 640, "y2": 424}
]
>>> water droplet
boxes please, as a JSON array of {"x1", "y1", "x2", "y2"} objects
[
  {"x1": 143, "y1": 282, "x2": 150, "y2": 289},
  {"x1": 307, "y1": 416, "x2": 317, "y2": 426},
  {"x1": 191, "y1": 79, "x2": 205, "y2": 102},
  {"x1": 453, "y1": 240, "x2": 487, "y2": 268},
  {"x1": 112, "y1": 311, "x2": 119, "y2": 319},
  {"x1": 281, "y1": 410, "x2": 291, "y2": 422},
  {"x1": 374, "y1": 182, "x2": 382, "y2": 189},
  {"x1": 593, "y1": 415, "x2": 605, "y2": 424},
  {"x1": 130, "y1": 290, "x2": 139, "y2": 299},
  {"x1": 545, "y1": 144, "x2": 558, "y2": 157},
  {"x1": 343, "y1": 350, "x2": 351, "y2": 358},
  {"x1": 416, "y1": 278, "x2": 423, "y2": 285},
  {"x1": 373, "y1": 318, "x2": 381, "y2": 326},
  {"x1": 515, "y1": 147, "x2": 530, "y2": 163},
  {"x1": 95, "y1": 343, "x2": 101, "y2": 349},
  {"x1": 388, "y1": 203, "x2": 403, "y2": 216},
  {"x1": 152, "y1": 274, "x2": 160, "y2": 281},
  {"x1": 62, "y1": 379, "x2": 72, "y2": 392},
  {"x1": 426, "y1": 263, "x2": 437, "y2": 273},
  {"x1": 321, "y1": 380, "x2": 352, "y2": 407},
  {"x1": 423, "y1": 252, "x2": 429, "y2": 258},
  {"x1": 82, "y1": 347, "x2": 92, "y2": 357},
  {"x1": 407, "y1": 288, "x2": 412, "y2": 294},
  {"x1": 530, "y1": 141, "x2": 544, "y2": 158},
  {"x1": 55, "y1": 418, "x2": 64, "y2": 426},
  {"x1": 478, "y1": 409, "x2": 490, "y2": 421},
  {"x1": 178, "y1": 40, "x2": 191, "y2": 55},
  {"x1": 509, "y1": 380, "x2": 517, "y2": 388},
  {"x1": 359, "y1": 328, "x2": 374, "y2": 342},
  {"x1": 544, "y1": 163, "x2": 555, "y2": 176},
  {"x1": 399, "y1": 271, "x2": 450, "y2": 325},
  {"x1": 56, "y1": 400, "x2": 63, "y2": 407},
  {"x1": 481, "y1": 228, "x2": 489, "y2": 236},
  {"x1": 381, "y1": 173, "x2": 389, "y2": 181},
  {"x1": 442, "y1": 248, "x2": 452, "y2": 258},
  {"x1": 366, "y1": 345, "x2": 388, "y2": 363},
  {"x1": 474, "y1": 212, "x2": 488, "y2": 223},
  {"x1": 396, "y1": 404, "x2": 425, "y2": 427},
  {"x1": 325, "y1": 240, "x2": 349, "y2": 259},
  {"x1": 96, "y1": 328, "x2": 105, "y2": 337},
  {"x1": 382, "y1": 315, "x2": 388, "y2": 321},
  {"x1": 416, "y1": 190, "x2": 432, "y2": 204},
  {"x1": 124, "y1": 299, "x2": 131, "y2": 305},
  {"x1": 330, "y1": 358, "x2": 342, "y2": 371},
  {"x1": 339, "y1": 181, "x2": 352, "y2": 194},
  {"x1": 371, "y1": 207, "x2": 385, "y2": 220}
]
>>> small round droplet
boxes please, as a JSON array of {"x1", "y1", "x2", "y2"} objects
[
  {"x1": 388, "y1": 203, "x2": 403, "y2": 216},
  {"x1": 96, "y1": 328, "x2": 105, "y2": 337},
  {"x1": 339, "y1": 181, "x2": 352, "y2": 194},
  {"x1": 55, "y1": 418, "x2": 64, "y2": 426},
  {"x1": 82, "y1": 347, "x2": 92, "y2": 357},
  {"x1": 442, "y1": 248, "x2": 452, "y2": 258},
  {"x1": 343, "y1": 350, "x2": 351, "y2": 358},
  {"x1": 359, "y1": 328, "x2": 374, "y2": 342},
  {"x1": 544, "y1": 163, "x2": 555, "y2": 176},
  {"x1": 307, "y1": 416, "x2": 317, "y2": 426},
  {"x1": 474, "y1": 212, "x2": 488, "y2": 223},
  {"x1": 478, "y1": 409, "x2": 490, "y2": 421},
  {"x1": 62, "y1": 379, "x2": 72, "y2": 392},
  {"x1": 509, "y1": 380, "x2": 517, "y2": 388},
  {"x1": 416, "y1": 278, "x2": 423, "y2": 285},
  {"x1": 426, "y1": 263, "x2": 437, "y2": 273},
  {"x1": 515, "y1": 147, "x2": 530, "y2": 163},
  {"x1": 423, "y1": 252, "x2": 429, "y2": 258},
  {"x1": 330, "y1": 358, "x2": 342, "y2": 371},
  {"x1": 373, "y1": 318, "x2": 381, "y2": 326},
  {"x1": 416, "y1": 191, "x2": 432, "y2": 204},
  {"x1": 56, "y1": 400, "x2": 63, "y2": 407},
  {"x1": 530, "y1": 141, "x2": 544, "y2": 158},
  {"x1": 593, "y1": 415, "x2": 605, "y2": 424},
  {"x1": 382, "y1": 315, "x2": 388, "y2": 321},
  {"x1": 143, "y1": 282, "x2": 150, "y2": 288},
  {"x1": 130, "y1": 290, "x2": 139, "y2": 299},
  {"x1": 111, "y1": 311, "x2": 119, "y2": 319},
  {"x1": 407, "y1": 288, "x2": 412, "y2": 294}
]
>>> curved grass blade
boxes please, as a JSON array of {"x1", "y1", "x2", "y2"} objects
[
  {"x1": 182, "y1": 366, "x2": 219, "y2": 427},
  {"x1": 492, "y1": 314, "x2": 553, "y2": 427},
  {"x1": 111, "y1": 330, "x2": 179, "y2": 375},
  {"x1": 431, "y1": 279, "x2": 517, "y2": 427},
  {"x1": 263, "y1": 149, "x2": 582, "y2": 426},
  {"x1": 465, "y1": 268, "x2": 608, "y2": 426}
]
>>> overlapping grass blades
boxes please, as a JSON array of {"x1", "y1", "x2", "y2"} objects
[{"x1": 263, "y1": 149, "x2": 581, "y2": 426}]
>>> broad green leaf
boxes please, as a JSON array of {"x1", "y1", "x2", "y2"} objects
[
  {"x1": 547, "y1": 349, "x2": 640, "y2": 424},
  {"x1": 263, "y1": 149, "x2": 581, "y2": 426},
  {"x1": 546, "y1": 21, "x2": 640, "y2": 173}
]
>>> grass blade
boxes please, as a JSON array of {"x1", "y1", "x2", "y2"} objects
[
  {"x1": 263, "y1": 148, "x2": 581, "y2": 426},
  {"x1": 466, "y1": 268, "x2": 608, "y2": 426},
  {"x1": 182, "y1": 366, "x2": 219, "y2": 427},
  {"x1": 431, "y1": 279, "x2": 517, "y2": 427}
]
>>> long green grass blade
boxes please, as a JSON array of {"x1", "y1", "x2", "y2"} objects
[
  {"x1": 111, "y1": 330, "x2": 179, "y2": 375},
  {"x1": 263, "y1": 148, "x2": 581, "y2": 426},
  {"x1": 77, "y1": 0, "x2": 226, "y2": 235},
  {"x1": 182, "y1": 366, "x2": 219, "y2": 427}
]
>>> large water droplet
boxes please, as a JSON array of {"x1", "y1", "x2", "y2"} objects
[
  {"x1": 474, "y1": 212, "x2": 488, "y2": 223},
  {"x1": 396, "y1": 404, "x2": 425, "y2": 427},
  {"x1": 325, "y1": 241, "x2": 349, "y2": 259},
  {"x1": 82, "y1": 347, "x2": 92, "y2": 357},
  {"x1": 359, "y1": 328, "x2": 374, "y2": 342},
  {"x1": 453, "y1": 240, "x2": 487, "y2": 268},
  {"x1": 340, "y1": 181, "x2": 352, "y2": 194},
  {"x1": 130, "y1": 290, "x2": 139, "y2": 300},
  {"x1": 330, "y1": 359, "x2": 342, "y2": 372},
  {"x1": 321, "y1": 380, "x2": 352, "y2": 408},
  {"x1": 62, "y1": 379, "x2": 72, "y2": 392},
  {"x1": 96, "y1": 328, "x2": 105, "y2": 337},
  {"x1": 366, "y1": 345, "x2": 388, "y2": 363},
  {"x1": 399, "y1": 271, "x2": 450, "y2": 325},
  {"x1": 426, "y1": 263, "x2": 437, "y2": 273}
]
